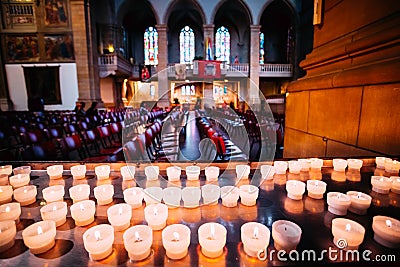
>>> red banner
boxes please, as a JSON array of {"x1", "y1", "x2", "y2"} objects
[{"x1": 196, "y1": 60, "x2": 221, "y2": 78}]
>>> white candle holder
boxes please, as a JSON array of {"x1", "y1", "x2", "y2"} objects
[
  {"x1": 145, "y1": 166, "x2": 159, "y2": 181},
  {"x1": 371, "y1": 176, "x2": 393, "y2": 194},
  {"x1": 201, "y1": 184, "x2": 220, "y2": 205},
  {"x1": 70, "y1": 200, "x2": 96, "y2": 226},
  {"x1": 272, "y1": 220, "x2": 302, "y2": 252},
  {"x1": 385, "y1": 159, "x2": 400, "y2": 174},
  {"x1": 0, "y1": 220, "x2": 16, "y2": 253},
  {"x1": 236, "y1": 165, "x2": 250, "y2": 179},
  {"x1": 42, "y1": 185, "x2": 65, "y2": 203},
  {"x1": 83, "y1": 224, "x2": 114, "y2": 260},
  {"x1": 166, "y1": 166, "x2": 181, "y2": 181},
  {"x1": 241, "y1": 222, "x2": 270, "y2": 257},
  {"x1": 347, "y1": 159, "x2": 363, "y2": 171},
  {"x1": 186, "y1": 166, "x2": 201, "y2": 181},
  {"x1": 260, "y1": 165, "x2": 274, "y2": 180},
  {"x1": 123, "y1": 225, "x2": 153, "y2": 261},
  {"x1": 144, "y1": 203, "x2": 168, "y2": 230},
  {"x1": 46, "y1": 165, "x2": 63, "y2": 179},
  {"x1": 298, "y1": 159, "x2": 311, "y2": 171},
  {"x1": 0, "y1": 185, "x2": 13, "y2": 205},
  {"x1": 332, "y1": 218, "x2": 365, "y2": 250},
  {"x1": 286, "y1": 180, "x2": 305, "y2": 200},
  {"x1": 391, "y1": 176, "x2": 400, "y2": 194},
  {"x1": 0, "y1": 174, "x2": 9, "y2": 186},
  {"x1": 346, "y1": 191, "x2": 372, "y2": 215},
  {"x1": 288, "y1": 161, "x2": 302, "y2": 174},
  {"x1": 162, "y1": 224, "x2": 191, "y2": 260},
  {"x1": 0, "y1": 165, "x2": 12, "y2": 176},
  {"x1": 163, "y1": 187, "x2": 182, "y2": 208},
  {"x1": 69, "y1": 184, "x2": 90, "y2": 203},
  {"x1": 121, "y1": 166, "x2": 136, "y2": 181},
  {"x1": 123, "y1": 187, "x2": 144, "y2": 208},
  {"x1": 220, "y1": 186, "x2": 240, "y2": 207},
  {"x1": 107, "y1": 203, "x2": 132, "y2": 231},
  {"x1": 94, "y1": 184, "x2": 114, "y2": 205},
  {"x1": 306, "y1": 180, "x2": 327, "y2": 199},
  {"x1": 372, "y1": 216, "x2": 400, "y2": 248},
  {"x1": 327, "y1": 192, "x2": 351, "y2": 215},
  {"x1": 144, "y1": 187, "x2": 163, "y2": 205},
  {"x1": 71, "y1": 165, "x2": 86, "y2": 180},
  {"x1": 182, "y1": 187, "x2": 201, "y2": 208},
  {"x1": 274, "y1": 161, "x2": 288, "y2": 174},
  {"x1": 198, "y1": 222, "x2": 227, "y2": 258},
  {"x1": 239, "y1": 185, "x2": 259, "y2": 206},
  {"x1": 375, "y1": 157, "x2": 388, "y2": 169},
  {"x1": 13, "y1": 166, "x2": 31, "y2": 175},
  {"x1": 95, "y1": 165, "x2": 111, "y2": 180},
  {"x1": 0, "y1": 202, "x2": 21, "y2": 222},
  {"x1": 310, "y1": 158, "x2": 323, "y2": 170},
  {"x1": 40, "y1": 201, "x2": 68, "y2": 227},
  {"x1": 333, "y1": 159, "x2": 347, "y2": 172},
  {"x1": 205, "y1": 166, "x2": 219, "y2": 181},
  {"x1": 22, "y1": 220, "x2": 56, "y2": 254},
  {"x1": 13, "y1": 185, "x2": 37, "y2": 206}
]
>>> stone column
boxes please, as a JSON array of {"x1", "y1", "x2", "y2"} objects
[
  {"x1": 249, "y1": 25, "x2": 261, "y2": 109},
  {"x1": 203, "y1": 24, "x2": 214, "y2": 60},
  {"x1": 70, "y1": 0, "x2": 102, "y2": 106},
  {"x1": 156, "y1": 24, "x2": 169, "y2": 108}
]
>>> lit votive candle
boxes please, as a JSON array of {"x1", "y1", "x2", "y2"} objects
[
  {"x1": 333, "y1": 159, "x2": 347, "y2": 172},
  {"x1": 0, "y1": 202, "x2": 21, "y2": 222},
  {"x1": 220, "y1": 186, "x2": 240, "y2": 207},
  {"x1": 42, "y1": 185, "x2": 64, "y2": 203},
  {"x1": 385, "y1": 159, "x2": 400, "y2": 174},
  {"x1": 9, "y1": 174, "x2": 30, "y2": 189},
  {"x1": 310, "y1": 158, "x2": 323, "y2": 170},
  {"x1": 205, "y1": 166, "x2": 219, "y2": 181},
  {"x1": 0, "y1": 220, "x2": 16, "y2": 253},
  {"x1": 0, "y1": 165, "x2": 12, "y2": 176},
  {"x1": 327, "y1": 192, "x2": 351, "y2": 215},
  {"x1": 372, "y1": 216, "x2": 400, "y2": 248},
  {"x1": 94, "y1": 184, "x2": 114, "y2": 205},
  {"x1": 261, "y1": 165, "x2": 274, "y2": 180},
  {"x1": 22, "y1": 220, "x2": 56, "y2": 254},
  {"x1": 274, "y1": 161, "x2": 288, "y2": 174},
  {"x1": 0, "y1": 185, "x2": 13, "y2": 204},
  {"x1": 376, "y1": 157, "x2": 388, "y2": 169},
  {"x1": 371, "y1": 176, "x2": 393, "y2": 194},
  {"x1": 144, "y1": 187, "x2": 163, "y2": 205},
  {"x1": 13, "y1": 166, "x2": 31, "y2": 175},
  {"x1": 241, "y1": 222, "x2": 270, "y2": 257},
  {"x1": 198, "y1": 222, "x2": 227, "y2": 258},
  {"x1": 145, "y1": 166, "x2": 159, "y2": 181},
  {"x1": 346, "y1": 191, "x2": 372, "y2": 215},
  {"x1": 107, "y1": 203, "x2": 132, "y2": 231},
  {"x1": 83, "y1": 224, "x2": 114, "y2": 260},
  {"x1": 163, "y1": 187, "x2": 182, "y2": 208},
  {"x1": 123, "y1": 225, "x2": 153, "y2": 261},
  {"x1": 182, "y1": 187, "x2": 201, "y2": 208},
  {"x1": 13, "y1": 185, "x2": 37, "y2": 206},
  {"x1": 121, "y1": 166, "x2": 135, "y2": 180},
  {"x1": 298, "y1": 159, "x2": 311, "y2": 171},
  {"x1": 162, "y1": 224, "x2": 191, "y2": 260},
  {"x1": 69, "y1": 184, "x2": 90, "y2": 203},
  {"x1": 391, "y1": 176, "x2": 400, "y2": 194},
  {"x1": 70, "y1": 200, "x2": 96, "y2": 226},
  {"x1": 124, "y1": 187, "x2": 144, "y2": 208},
  {"x1": 145, "y1": 203, "x2": 168, "y2": 230},
  {"x1": 166, "y1": 166, "x2": 181, "y2": 182},
  {"x1": 332, "y1": 218, "x2": 365, "y2": 250},
  {"x1": 40, "y1": 201, "x2": 68, "y2": 227},
  {"x1": 347, "y1": 159, "x2": 363, "y2": 171},
  {"x1": 236, "y1": 165, "x2": 250, "y2": 179},
  {"x1": 95, "y1": 165, "x2": 110, "y2": 180},
  {"x1": 239, "y1": 185, "x2": 259, "y2": 206},
  {"x1": 46, "y1": 165, "x2": 63, "y2": 179},
  {"x1": 288, "y1": 161, "x2": 302, "y2": 174},
  {"x1": 272, "y1": 220, "x2": 302, "y2": 252},
  {"x1": 186, "y1": 166, "x2": 201, "y2": 181},
  {"x1": 307, "y1": 180, "x2": 327, "y2": 199},
  {"x1": 71, "y1": 165, "x2": 86, "y2": 180},
  {"x1": 286, "y1": 180, "x2": 305, "y2": 200},
  {"x1": 202, "y1": 184, "x2": 220, "y2": 205}
]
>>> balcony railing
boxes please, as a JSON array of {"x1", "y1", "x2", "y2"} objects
[
  {"x1": 98, "y1": 53, "x2": 132, "y2": 77},
  {"x1": 259, "y1": 64, "x2": 292, "y2": 77}
]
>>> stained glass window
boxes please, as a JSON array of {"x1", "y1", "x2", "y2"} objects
[
  {"x1": 215, "y1": 26, "x2": 230, "y2": 63},
  {"x1": 144, "y1": 27, "x2": 158, "y2": 65},
  {"x1": 180, "y1": 26, "x2": 195, "y2": 64},
  {"x1": 181, "y1": 85, "x2": 195, "y2": 96},
  {"x1": 259, "y1": 32, "x2": 265, "y2": 64}
]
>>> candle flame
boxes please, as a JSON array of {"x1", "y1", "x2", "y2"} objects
[
  {"x1": 95, "y1": 230, "x2": 101, "y2": 241},
  {"x1": 79, "y1": 187, "x2": 82, "y2": 192},
  {"x1": 134, "y1": 231, "x2": 142, "y2": 242},
  {"x1": 80, "y1": 204, "x2": 84, "y2": 211},
  {"x1": 37, "y1": 226, "x2": 43, "y2": 235},
  {"x1": 210, "y1": 224, "x2": 215, "y2": 239},
  {"x1": 52, "y1": 205, "x2": 57, "y2": 211},
  {"x1": 345, "y1": 224, "x2": 351, "y2": 232},
  {"x1": 386, "y1": 220, "x2": 392, "y2": 228},
  {"x1": 0, "y1": 188, "x2": 2, "y2": 192},
  {"x1": 102, "y1": 188, "x2": 106, "y2": 192},
  {"x1": 380, "y1": 177, "x2": 384, "y2": 182},
  {"x1": 118, "y1": 207, "x2": 123, "y2": 215},
  {"x1": 5, "y1": 206, "x2": 10, "y2": 213},
  {"x1": 23, "y1": 189, "x2": 27, "y2": 193},
  {"x1": 153, "y1": 207, "x2": 158, "y2": 216},
  {"x1": 173, "y1": 231, "x2": 180, "y2": 241},
  {"x1": 17, "y1": 174, "x2": 21, "y2": 179},
  {"x1": 51, "y1": 191, "x2": 55, "y2": 194},
  {"x1": 132, "y1": 190, "x2": 136, "y2": 196},
  {"x1": 253, "y1": 227, "x2": 259, "y2": 239}
]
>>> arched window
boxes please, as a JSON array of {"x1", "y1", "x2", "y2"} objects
[
  {"x1": 180, "y1": 26, "x2": 195, "y2": 64},
  {"x1": 144, "y1": 27, "x2": 158, "y2": 65},
  {"x1": 259, "y1": 32, "x2": 265, "y2": 64},
  {"x1": 215, "y1": 26, "x2": 230, "y2": 63}
]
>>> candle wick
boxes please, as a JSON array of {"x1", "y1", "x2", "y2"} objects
[{"x1": 284, "y1": 227, "x2": 287, "y2": 231}]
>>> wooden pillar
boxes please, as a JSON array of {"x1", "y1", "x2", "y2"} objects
[
  {"x1": 156, "y1": 24, "x2": 169, "y2": 108},
  {"x1": 249, "y1": 25, "x2": 261, "y2": 109}
]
